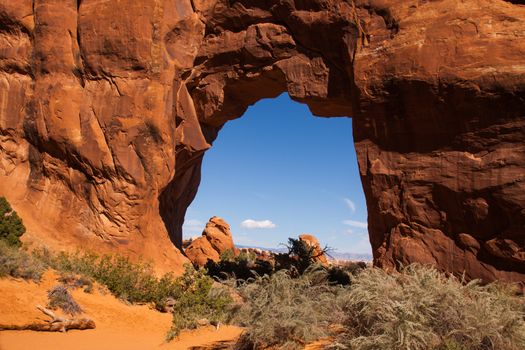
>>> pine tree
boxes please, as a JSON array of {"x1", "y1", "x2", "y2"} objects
[{"x1": 0, "y1": 197, "x2": 26, "y2": 246}]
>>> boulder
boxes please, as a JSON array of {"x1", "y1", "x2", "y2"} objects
[
  {"x1": 299, "y1": 234, "x2": 328, "y2": 265},
  {"x1": 184, "y1": 217, "x2": 237, "y2": 266}
]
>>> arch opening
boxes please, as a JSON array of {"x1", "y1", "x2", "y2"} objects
[{"x1": 180, "y1": 93, "x2": 371, "y2": 259}]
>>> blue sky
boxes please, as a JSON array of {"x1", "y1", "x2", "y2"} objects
[{"x1": 183, "y1": 93, "x2": 371, "y2": 255}]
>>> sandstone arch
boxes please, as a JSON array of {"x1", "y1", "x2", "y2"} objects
[{"x1": 0, "y1": 0, "x2": 523, "y2": 280}]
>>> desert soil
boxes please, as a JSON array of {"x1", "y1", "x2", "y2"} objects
[{"x1": 0, "y1": 271, "x2": 243, "y2": 350}]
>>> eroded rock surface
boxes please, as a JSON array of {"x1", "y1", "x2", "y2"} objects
[
  {"x1": 185, "y1": 216, "x2": 237, "y2": 266},
  {"x1": 0, "y1": 0, "x2": 524, "y2": 281}
]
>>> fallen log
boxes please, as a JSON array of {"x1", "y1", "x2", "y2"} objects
[{"x1": 0, "y1": 305, "x2": 96, "y2": 332}]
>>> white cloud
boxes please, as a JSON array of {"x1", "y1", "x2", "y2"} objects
[
  {"x1": 344, "y1": 198, "x2": 356, "y2": 213},
  {"x1": 241, "y1": 219, "x2": 277, "y2": 229},
  {"x1": 183, "y1": 219, "x2": 204, "y2": 233},
  {"x1": 343, "y1": 220, "x2": 368, "y2": 229}
]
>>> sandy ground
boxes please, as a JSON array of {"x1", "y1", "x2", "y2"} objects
[{"x1": 0, "y1": 271, "x2": 243, "y2": 350}]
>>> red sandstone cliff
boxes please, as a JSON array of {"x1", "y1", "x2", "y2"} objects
[{"x1": 0, "y1": 0, "x2": 524, "y2": 281}]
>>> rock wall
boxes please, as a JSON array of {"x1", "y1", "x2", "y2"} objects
[{"x1": 0, "y1": 0, "x2": 524, "y2": 281}]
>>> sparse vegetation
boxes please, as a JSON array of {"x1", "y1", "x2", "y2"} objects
[
  {"x1": 0, "y1": 196, "x2": 26, "y2": 247},
  {"x1": 1, "y1": 228, "x2": 523, "y2": 350},
  {"x1": 229, "y1": 264, "x2": 525, "y2": 350},
  {"x1": 231, "y1": 265, "x2": 346, "y2": 350},
  {"x1": 205, "y1": 250, "x2": 273, "y2": 281},
  {"x1": 0, "y1": 240, "x2": 45, "y2": 281},
  {"x1": 206, "y1": 238, "x2": 360, "y2": 286},
  {"x1": 33, "y1": 249, "x2": 187, "y2": 309},
  {"x1": 27, "y1": 248, "x2": 233, "y2": 340},
  {"x1": 58, "y1": 272, "x2": 94, "y2": 293},
  {"x1": 278, "y1": 237, "x2": 330, "y2": 274},
  {"x1": 334, "y1": 265, "x2": 525, "y2": 350},
  {"x1": 47, "y1": 285, "x2": 83, "y2": 316},
  {"x1": 167, "y1": 265, "x2": 232, "y2": 340}
]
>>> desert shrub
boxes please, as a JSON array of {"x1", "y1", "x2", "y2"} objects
[
  {"x1": 326, "y1": 265, "x2": 352, "y2": 285},
  {"x1": 34, "y1": 249, "x2": 178, "y2": 305},
  {"x1": 58, "y1": 272, "x2": 94, "y2": 293},
  {"x1": 31, "y1": 249, "x2": 233, "y2": 337},
  {"x1": 205, "y1": 255, "x2": 274, "y2": 281},
  {"x1": 326, "y1": 261, "x2": 367, "y2": 286},
  {"x1": 232, "y1": 266, "x2": 346, "y2": 350},
  {"x1": 208, "y1": 238, "x2": 336, "y2": 282},
  {"x1": 219, "y1": 249, "x2": 236, "y2": 262},
  {"x1": 167, "y1": 265, "x2": 232, "y2": 340},
  {"x1": 0, "y1": 240, "x2": 45, "y2": 281},
  {"x1": 274, "y1": 237, "x2": 331, "y2": 274},
  {"x1": 0, "y1": 196, "x2": 26, "y2": 247},
  {"x1": 236, "y1": 250, "x2": 258, "y2": 263},
  {"x1": 336, "y1": 264, "x2": 525, "y2": 350},
  {"x1": 47, "y1": 284, "x2": 83, "y2": 315}
]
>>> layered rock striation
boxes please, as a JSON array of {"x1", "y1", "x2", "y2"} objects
[{"x1": 0, "y1": 0, "x2": 524, "y2": 281}]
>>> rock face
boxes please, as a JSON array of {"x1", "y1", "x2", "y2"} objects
[
  {"x1": 185, "y1": 216, "x2": 237, "y2": 266},
  {"x1": 0, "y1": 0, "x2": 524, "y2": 281},
  {"x1": 299, "y1": 234, "x2": 328, "y2": 265}
]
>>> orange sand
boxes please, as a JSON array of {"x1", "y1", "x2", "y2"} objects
[{"x1": 0, "y1": 271, "x2": 243, "y2": 350}]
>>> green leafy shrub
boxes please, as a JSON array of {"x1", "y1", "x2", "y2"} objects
[
  {"x1": 0, "y1": 240, "x2": 45, "y2": 281},
  {"x1": 336, "y1": 264, "x2": 525, "y2": 350},
  {"x1": 167, "y1": 265, "x2": 232, "y2": 340},
  {"x1": 232, "y1": 266, "x2": 346, "y2": 350},
  {"x1": 47, "y1": 284, "x2": 83, "y2": 315},
  {"x1": 0, "y1": 197, "x2": 26, "y2": 247}
]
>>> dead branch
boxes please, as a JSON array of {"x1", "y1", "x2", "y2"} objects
[{"x1": 0, "y1": 305, "x2": 95, "y2": 332}]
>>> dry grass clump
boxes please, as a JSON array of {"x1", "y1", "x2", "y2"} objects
[
  {"x1": 0, "y1": 240, "x2": 45, "y2": 281},
  {"x1": 47, "y1": 285, "x2": 83, "y2": 316},
  {"x1": 232, "y1": 266, "x2": 346, "y2": 350},
  {"x1": 231, "y1": 264, "x2": 525, "y2": 350},
  {"x1": 335, "y1": 265, "x2": 525, "y2": 350}
]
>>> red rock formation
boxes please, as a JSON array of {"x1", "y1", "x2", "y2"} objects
[
  {"x1": 185, "y1": 216, "x2": 237, "y2": 266},
  {"x1": 185, "y1": 237, "x2": 220, "y2": 267},
  {"x1": 299, "y1": 234, "x2": 328, "y2": 265},
  {"x1": 0, "y1": 0, "x2": 524, "y2": 281}
]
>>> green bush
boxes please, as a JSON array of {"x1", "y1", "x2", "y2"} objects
[
  {"x1": 0, "y1": 197, "x2": 26, "y2": 247},
  {"x1": 167, "y1": 265, "x2": 232, "y2": 340},
  {"x1": 336, "y1": 265, "x2": 525, "y2": 350},
  {"x1": 0, "y1": 240, "x2": 45, "y2": 281}
]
